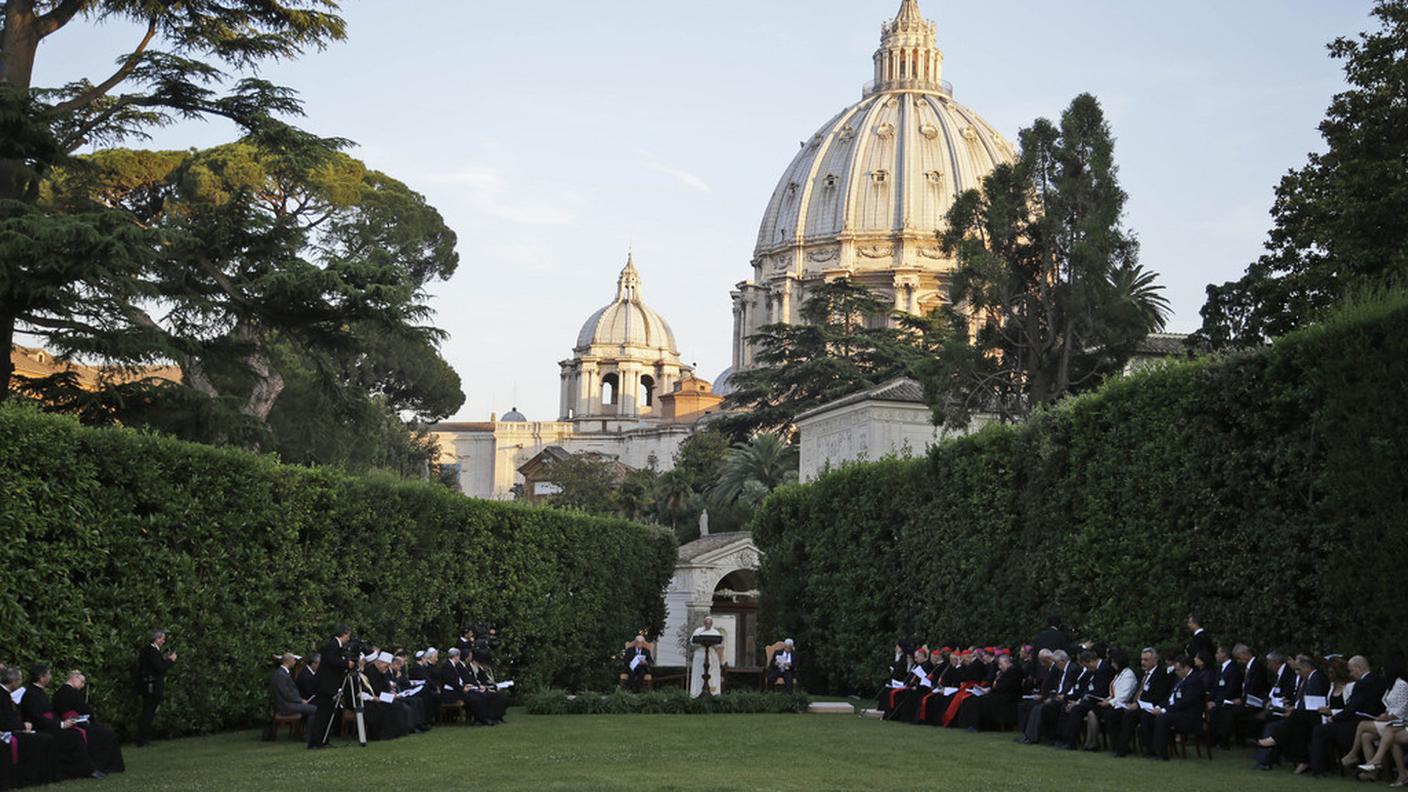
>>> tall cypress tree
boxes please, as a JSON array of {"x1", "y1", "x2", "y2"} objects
[{"x1": 926, "y1": 93, "x2": 1168, "y2": 427}]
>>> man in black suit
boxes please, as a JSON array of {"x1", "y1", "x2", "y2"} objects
[
  {"x1": 1309, "y1": 655, "x2": 1385, "y2": 776},
  {"x1": 1253, "y1": 653, "x2": 1330, "y2": 771},
  {"x1": 136, "y1": 628, "x2": 177, "y2": 747},
  {"x1": 1135, "y1": 650, "x2": 1178, "y2": 757},
  {"x1": 1053, "y1": 650, "x2": 1103, "y2": 750},
  {"x1": 307, "y1": 625, "x2": 354, "y2": 749},
  {"x1": 1033, "y1": 617, "x2": 1068, "y2": 654},
  {"x1": 766, "y1": 639, "x2": 796, "y2": 694},
  {"x1": 622, "y1": 635, "x2": 654, "y2": 692},
  {"x1": 1206, "y1": 643, "x2": 1245, "y2": 749},
  {"x1": 1019, "y1": 649, "x2": 1081, "y2": 745},
  {"x1": 1149, "y1": 655, "x2": 1208, "y2": 760},
  {"x1": 296, "y1": 653, "x2": 320, "y2": 701},
  {"x1": 1185, "y1": 615, "x2": 1215, "y2": 663}
]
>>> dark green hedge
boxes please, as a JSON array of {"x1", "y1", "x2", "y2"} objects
[
  {"x1": 0, "y1": 406, "x2": 676, "y2": 736},
  {"x1": 754, "y1": 294, "x2": 1408, "y2": 694},
  {"x1": 522, "y1": 689, "x2": 812, "y2": 715}
]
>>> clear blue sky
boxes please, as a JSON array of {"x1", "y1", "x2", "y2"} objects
[{"x1": 36, "y1": 0, "x2": 1373, "y2": 422}]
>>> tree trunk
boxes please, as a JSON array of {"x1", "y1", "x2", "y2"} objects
[
  {"x1": 240, "y1": 347, "x2": 285, "y2": 421},
  {"x1": 0, "y1": 306, "x2": 16, "y2": 402},
  {"x1": 0, "y1": 3, "x2": 40, "y2": 203}
]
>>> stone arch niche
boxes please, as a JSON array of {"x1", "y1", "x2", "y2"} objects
[{"x1": 657, "y1": 532, "x2": 762, "y2": 669}]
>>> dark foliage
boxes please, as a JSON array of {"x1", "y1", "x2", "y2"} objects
[
  {"x1": 0, "y1": 405, "x2": 675, "y2": 737},
  {"x1": 754, "y1": 292, "x2": 1408, "y2": 694}
]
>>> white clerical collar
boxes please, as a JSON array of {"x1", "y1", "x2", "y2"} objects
[
  {"x1": 1221, "y1": 659, "x2": 1232, "y2": 671},
  {"x1": 1194, "y1": 628, "x2": 1205, "y2": 635}
]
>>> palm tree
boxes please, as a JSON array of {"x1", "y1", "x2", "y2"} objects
[
  {"x1": 1108, "y1": 262, "x2": 1171, "y2": 334},
  {"x1": 709, "y1": 433, "x2": 799, "y2": 509}
]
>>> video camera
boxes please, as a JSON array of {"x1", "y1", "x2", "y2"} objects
[
  {"x1": 467, "y1": 622, "x2": 501, "y2": 661},
  {"x1": 344, "y1": 636, "x2": 372, "y2": 665}
]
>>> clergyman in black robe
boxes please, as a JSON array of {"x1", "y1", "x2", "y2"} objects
[{"x1": 50, "y1": 670, "x2": 124, "y2": 774}]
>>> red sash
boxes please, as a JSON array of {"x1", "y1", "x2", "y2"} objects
[
  {"x1": 52, "y1": 711, "x2": 88, "y2": 746},
  {"x1": 941, "y1": 681, "x2": 986, "y2": 727},
  {"x1": 8, "y1": 734, "x2": 17, "y2": 765}
]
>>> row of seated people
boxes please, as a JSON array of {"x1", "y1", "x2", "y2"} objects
[
  {"x1": 276, "y1": 641, "x2": 509, "y2": 742},
  {"x1": 877, "y1": 634, "x2": 1408, "y2": 785},
  {"x1": 0, "y1": 663, "x2": 125, "y2": 788}
]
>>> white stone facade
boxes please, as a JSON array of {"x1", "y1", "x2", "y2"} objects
[{"x1": 794, "y1": 377, "x2": 987, "y2": 482}]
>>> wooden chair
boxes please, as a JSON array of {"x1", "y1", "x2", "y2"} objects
[
  {"x1": 762, "y1": 641, "x2": 799, "y2": 692},
  {"x1": 618, "y1": 640, "x2": 656, "y2": 691},
  {"x1": 339, "y1": 708, "x2": 355, "y2": 737},
  {"x1": 270, "y1": 712, "x2": 303, "y2": 741},
  {"x1": 440, "y1": 699, "x2": 466, "y2": 724}
]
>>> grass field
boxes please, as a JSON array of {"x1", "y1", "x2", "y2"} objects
[{"x1": 97, "y1": 711, "x2": 1352, "y2": 791}]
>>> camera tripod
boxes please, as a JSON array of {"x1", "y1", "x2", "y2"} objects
[{"x1": 318, "y1": 667, "x2": 368, "y2": 748}]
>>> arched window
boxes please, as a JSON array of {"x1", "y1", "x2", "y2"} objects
[
  {"x1": 641, "y1": 375, "x2": 656, "y2": 408},
  {"x1": 601, "y1": 373, "x2": 619, "y2": 406}
]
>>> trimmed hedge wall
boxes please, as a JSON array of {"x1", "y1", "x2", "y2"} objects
[
  {"x1": 754, "y1": 294, "x2": 1408, "y2": 694},
  {"x1": 0, "y1": 407, "x2": 676, "y2": 736}
]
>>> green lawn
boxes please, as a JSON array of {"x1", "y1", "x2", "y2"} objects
[{"x1": 98, "y1": 711, "x2": 1350, "y2": 791}]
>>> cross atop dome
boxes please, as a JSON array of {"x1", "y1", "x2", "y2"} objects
[{"x1": 869, "y1": 0, "x2": 945, "y2": 96}]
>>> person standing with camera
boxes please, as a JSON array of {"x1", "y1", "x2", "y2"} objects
[
  {"x1": 308, "y1": 625, "x2": 355, "y2": 749},
  {"x1": 136, "y1": 629, "x2": 177, "y2": 747}
]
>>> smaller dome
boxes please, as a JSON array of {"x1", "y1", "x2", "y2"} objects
[
  {"x1": 501, "y1": 407, "x2": 526, "y2": 422},
  {"x1": 713, "y1": 366, "x2": 735, "y2": 397},
  {"x1": 575, "y1": 254, "x2": 679, "y2": 353}
]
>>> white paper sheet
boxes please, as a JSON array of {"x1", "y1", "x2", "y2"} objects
[
  {"x1": 629, "y1": 655, "x2": 644, "y2": 672},
  {"x1": 1303, "y1": 695, "x2": 1328, "y2": 711},
  {"x1": 1244, "y1": 695, "x2": 1265, "y2": 709},
  {"x1": 495, "y1": 681, "x2": 514, "y2": 690},
  {"x1": 377, "y1": 692, "x2": 394, "y2": 704},
  {"x1": 1138, "y1": 700, "x2": 1156, "y2": 713}
]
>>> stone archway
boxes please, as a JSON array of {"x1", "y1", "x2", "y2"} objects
[{"x1": 658, "y1": 533, "x2": 761, "y2": 668}]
